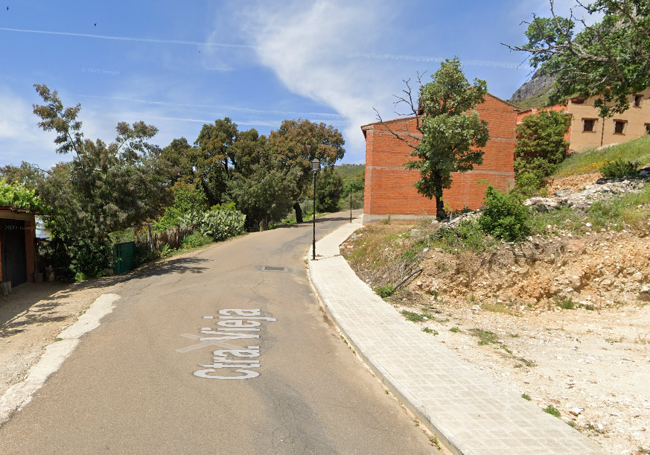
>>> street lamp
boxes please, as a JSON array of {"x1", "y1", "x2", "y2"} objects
[
  {"x1": 311, "y1": 158, "x2": 320, "y2": 260},
  {"x1": 349, "y1": 177, "x2": 354, "y2": 223}
]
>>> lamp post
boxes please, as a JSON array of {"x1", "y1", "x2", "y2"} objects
[
  {"x1": 311, "y1": 158, "x2": 320, "y2": 260},
  {"x1": 349, "y1": 178, "x2": 353, "y2": 223}
]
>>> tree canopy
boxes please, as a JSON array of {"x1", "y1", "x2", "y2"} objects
[
  {"x1": 268, "y1": 119, "x2": 345, "y2": 223},
  {"x1": 510, "y1": 0, "x2": 650, "y2": 116}
]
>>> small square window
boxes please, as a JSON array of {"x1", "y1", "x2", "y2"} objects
[
  {"x1": 614, "y1": 120, "x2": 627, "y2": 134},
  {"x1": 634, "y1": 95, "x2": 643, "y2": 107},
  {"x1": 583, "y1": 119, "x2": 596, "y2": 132}
]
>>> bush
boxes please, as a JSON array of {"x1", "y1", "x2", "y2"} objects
[
  {"x1": 434, "y1": 220, "x2": 492, "y2": 253},
  {"x1": 181, "y1": 232, "x2": 213, "y2": 248},
  {"x1": 154, "y1": 183, "x2": 208, "y2": 232},
  {"x1": 198, "y1": 210, "x2": 246, "y2": 241},
  {"x1": 478, "y1": 186, "x2": 531, "y2": 241},
  {"x1": 599, "y1": 159, "x2": 639, "y2": 179}
]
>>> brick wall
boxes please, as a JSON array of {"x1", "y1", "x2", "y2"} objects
[{"x1": 362, "y1": 94, "x2": 518, "y2": 220}]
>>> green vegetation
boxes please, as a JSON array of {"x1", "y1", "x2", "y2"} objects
[
  {"x1": 556, "y1": 134, "x2": 650, "y2": 177},
  {"x1": 521, "y1": 393, "x2": 532, "y2": 401},
  {"x1": 599, "y1": 159, "x2": 640, "y2": 179},
  {"x1": 543, "y1": 404, "x2": 561, "y2": 418},
  {"x1": 376, "y1": 284, "x2": 395, "y2": 298},
  {"x1": 450, "y1": 326, "x2": 460, "y2": 333},
  {"x1": 555, "y1": 297, "x2": 575, "y2": 310},
  {"x1": 469, "y1": 328, "x2": 499, "y2": 345},
  {"x1": 422, "y1": 327, "x2": 439, "y2": 335},
  {"x1": 514, "y1": 110, "x2": 571, "y2": 196},
  {"x1": 401, "y1": 310, "x2": 424, "y2": 322},
  {"x1": 478, "y1": 186, "x2": 531, "y2": 241},
  {"x1": 513, "y1": 1, "x2": 650, "y2": 117},
  {"x1": 0, "y1": 180, "x2": 44, "y2": 211}
]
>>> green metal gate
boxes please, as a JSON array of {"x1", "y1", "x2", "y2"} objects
[{"x1": 113, "y1": 241, "x2": 135, "y2": 275}]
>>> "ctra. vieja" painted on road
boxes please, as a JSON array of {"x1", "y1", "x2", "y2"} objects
[{"x1": 187, "y1": 309, "x2": 276, "y2": 380}]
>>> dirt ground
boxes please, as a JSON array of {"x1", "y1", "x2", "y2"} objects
[
  {"x1": 0, "y1": 276, "x2": 128, "y2": 399},
  {"x1": 342, "y1": 174, "x2": 650, "y2": 455}
]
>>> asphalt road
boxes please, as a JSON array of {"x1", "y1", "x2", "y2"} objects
[{"x1": 0, "y1": 212, "x2": 434, "y2": 454}]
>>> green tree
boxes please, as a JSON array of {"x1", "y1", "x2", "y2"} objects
[
  {"x1": 228, "y1": 143, "x2": 298, "y2": 231},
  {"x1": 0, "y1": 162, "x2": 46, "y2": 190},
  {"x1": 309, "y1": 167, "x2": 344, "y2": 213},
  {"x1": 32, "y1": 84, "x2": 170, "y2": 276},
  {"x1": 510, "y1": 1, "x2": 650, "y2": 116},
  {"x1": 514, "y1": 109, "x2": 572, "y2": 195},
  {"x1": 268, "y1": 119, "x2": 345, "y2": 223},
  {"x1": 378, "y1": 58, "x2": 489, "y2": 219},
  {"x1": 193, "y1": 118, "x2": 239, "y2": 205}
]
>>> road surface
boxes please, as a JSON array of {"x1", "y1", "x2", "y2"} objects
[{"x1": 0, "y1": 213, "x2": 434, "y2": 454}]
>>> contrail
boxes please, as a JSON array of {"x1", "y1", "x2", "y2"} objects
[
  {"x1": 78, "y1": 94, "x2": 346, "y2": 119},
  {"x1": 0, "y1": 27, "x2": 252, "y2": 49},
  {"x1": 348, "y1": 52, "x2": 521, "y2": 69},
  {"x1": 0, "y1": 27, "x2": 522, "y2": 69}
]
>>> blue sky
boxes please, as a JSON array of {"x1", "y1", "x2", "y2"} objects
[{"x1": 0, "y1": 0, "x2": 588, "y2": 169}]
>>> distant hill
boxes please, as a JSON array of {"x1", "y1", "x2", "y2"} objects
[
  {"x1": 509, "y1": 71, "x2": 555, "y2": 109},
  {"x1": 335, "y1": 164, "x2": 365, "y2": 181}
]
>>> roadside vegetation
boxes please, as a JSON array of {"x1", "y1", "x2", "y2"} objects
[{"x1": 0, "y1": 85, "x2": 362, "y2": 281}]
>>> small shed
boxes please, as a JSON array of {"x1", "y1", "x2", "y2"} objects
[{"x1": 0, "y1": 206, "x2": 37, "y2": 288}]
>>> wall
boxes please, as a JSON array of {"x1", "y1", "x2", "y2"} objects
[{"x1": 362, "y1": 94, "x2": 518, "y2": 222}]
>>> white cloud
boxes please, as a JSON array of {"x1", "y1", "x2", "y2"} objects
[
  {"x1": 235, "y1": 0, "x2": 405, "y2": 162},
  {"x1": 0, "y1": 87, "x2": 57, "y2": 167}
]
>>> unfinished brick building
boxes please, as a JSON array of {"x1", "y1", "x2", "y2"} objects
[{"x1": 361, "y1": 94, "x2": 519, "y2": 223}]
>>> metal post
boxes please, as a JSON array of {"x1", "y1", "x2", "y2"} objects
[
  {"x1": 349, "y1": 178, "x2": 353, "y2": 223},
  {"x1": 312, "y1": 171, "x2": 317, "y2": 260}
]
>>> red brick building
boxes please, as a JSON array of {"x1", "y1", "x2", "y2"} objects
[
  {"x1": 0, "y1": 207, "x2": 37, "y2": 287},
  {"x1": 361, "y1": 94, "x2": 519, "y2": 223}
]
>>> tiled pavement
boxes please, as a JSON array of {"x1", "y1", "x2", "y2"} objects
[{"x1": 308, "y1": 218, "x2": 604, "y2": 455}]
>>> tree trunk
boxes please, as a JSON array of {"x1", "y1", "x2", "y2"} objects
[
  {"x1": 293, "y1": 202, "x2": 303, "y2": 224},
  {"x1": 435, "y1": 196, "x2": 446, "y2": 220}
]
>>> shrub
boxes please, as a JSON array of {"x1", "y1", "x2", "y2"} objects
[
  {"x1": 478, "y1": 186, "x2": 531, "y2": 241},
  {"x1": 181, "y1": 232, "x2": 213, "y2": 249},
  {"x1": 154, "y1": 183, "x2": 208, "y2": 232},
  {"x1": 599, "y1": 159, "x2": 639, "y2": 179},
  {"x1": 376, "y1": 284, "x2": 394, "y2": 298},
  {"x1": 198, "y1": 210, "x2": 246, "y2": 241}
]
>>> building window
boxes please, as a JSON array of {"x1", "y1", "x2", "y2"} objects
[
  {"x1": 614, "y1": 120, "x2": 627, "y2": 134},
  {"x1": 583, "y1": 118, "x2": 597, "y2": 132},
  {"x1": 634, "y1": 95, "x2": 643, "y2": 107}
]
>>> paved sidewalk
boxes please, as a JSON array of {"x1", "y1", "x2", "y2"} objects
[{"x1": 309, "y1": 218, "x2": 604, "y2": 455}]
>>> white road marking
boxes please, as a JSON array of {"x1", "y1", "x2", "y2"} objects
[{"x1": 0, "y1": 293, "x2": 120, "y2": 426}]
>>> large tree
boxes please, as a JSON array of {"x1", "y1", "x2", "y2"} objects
[
  {"x1": 268, "y1": 119, "x2": 345, "y2": 223},
  {"x1": 378, "y1": 57, "x2": 489, "y2": 219},
  {"x1": 509, "y1": 0, "x2": 650, "y2": 116},
  {"x1": 32, "y1": 84, "x2": 170, "y2": 276}
]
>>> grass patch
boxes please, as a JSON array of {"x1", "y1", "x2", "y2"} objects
[
  {"x1": 521, "y1": 393, "x2": 532, "y2": 401},
  {"x1": 469, "y1": 328, "x2": 500, "y2": 345},
  {"x1": 555, "y1": 297, "x2": 575, "y2": 310},
  {"x1": 555, "y1": 134, "x2": 650, "y2": 177},
  {"x1": 422, "y1": 327, "x2": 439, "y2": 335},
  {"x1": 543, "y1": 404, "x2": 561, "y2": 418},
  {"x1": 376, "y1": 284, "x2": 395, "y2": 298},
  {"x1": 450, "y1": 326, "x2": 460, "y2": 333},
  {"x1": 402, "y1": 310, "x2": 424, "y2": 322}
]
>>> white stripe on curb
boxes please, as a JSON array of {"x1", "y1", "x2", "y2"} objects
[{"x1": 0, "y1": 293, "x2": 120, "y2": 426}]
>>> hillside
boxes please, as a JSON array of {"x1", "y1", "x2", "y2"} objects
[
  {"x1": 509, "y1": 71, "x2": 555, "y2": 109},
  {"x1": 341, "y1": 141, "x2": 650, "y2": 455}
]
